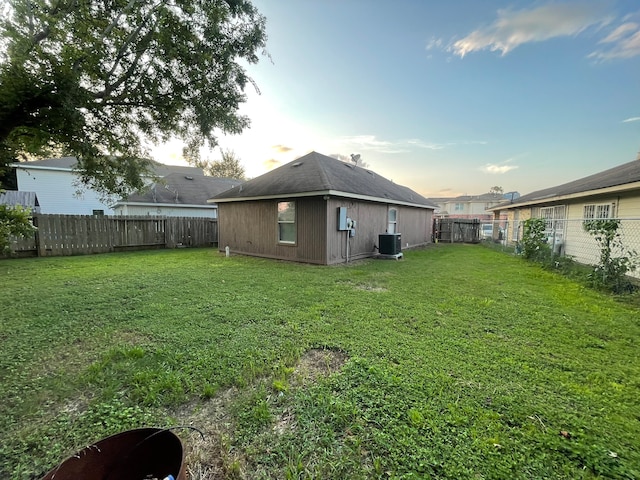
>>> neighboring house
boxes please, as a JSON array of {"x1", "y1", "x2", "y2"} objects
[
  {"x1": 11, "y1": 157, "x2": 207, "y2": 216},
  {"x1": 488, "y1": 157, "x2": 640, "y2": 269},
  {"x1": 431, "y1": 192, "x2": 508, "y2": 220},
  {"x1": 114, "y1": 173, "x2": 242, "y2": 218},
  {"x1": 211, "y1": 151, "x2": 437, "y2": 265},
  {"x1": 0, "y1": 190, "x2": 41, "y2": 213}
]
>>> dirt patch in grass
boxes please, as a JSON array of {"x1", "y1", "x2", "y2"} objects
[
  {"x1": 356, "y1": 284, "x2": 386, "y2": 292},
  {"x1": 175, "y1": 348, "x2": 349, "y2": 479},
  {"x1": 292, "y1": 348, "x2": 349, "y2": 386}
]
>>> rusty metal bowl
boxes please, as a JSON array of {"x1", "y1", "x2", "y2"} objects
[{"x1": 40, "y1": 427, "x2": 186, "y2": 480}]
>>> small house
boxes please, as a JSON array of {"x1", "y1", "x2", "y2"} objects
[
  {"x1": 11, "y1": 157, "x2": 207, "y2": 215},
  {"x1": 211, "y1": 151, "x2": 437, "y2": 264},
  {"x1": 114, "y1": 173, "x2": 241, "y2": 218}
]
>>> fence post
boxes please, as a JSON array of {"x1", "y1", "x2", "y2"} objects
[{"x1": 34, "y1": 215, "x2": 46, "y2": 257}]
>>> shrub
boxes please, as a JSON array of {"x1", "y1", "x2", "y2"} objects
[
  {"x1": 583, "y1": 219, "x2": 638, "y2": 293},
  {"x1": 519, "y1": 218, "x2": 551, "y2": 262},
  {"x1": 0, "y1": 203, "x2": 36, "y2": 254}
]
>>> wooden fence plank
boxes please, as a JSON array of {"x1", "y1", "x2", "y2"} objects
[{"x1": 4, "y1": 214, "x2": 218, "y2": 257}]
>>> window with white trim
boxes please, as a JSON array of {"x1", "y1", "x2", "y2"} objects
[
  {"x1": 277, "y1": 201, "x2": 296, "y2": 244},
  {"x1": 583, "y1": 203, "x2": 612, "y2": 220},
  {"x1": 539, "y1": 205, "x2": 566, "y2": 237},
  {"x1": 388, "y1": 208, "x2": 397, "y2": 233},
  {"x1": 454, "y1": 203, "x2": 464, "y2": 212}
]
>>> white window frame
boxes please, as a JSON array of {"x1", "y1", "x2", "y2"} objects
[
  {"x1": 277, "y1": 201, "x2": 296, "y2": 244},
  {"x1": 539, "y1": 205, "x2": 566, "y2": 238},
  {"x1": 388, "y1": 208, "x2": 397, "y2": 233},
  {"x1": 583, "y1": 203, "x2": 612, "y2": 220}
]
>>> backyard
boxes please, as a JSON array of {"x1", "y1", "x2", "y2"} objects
[{"x1": 1, "y1": 245, "x2": 638, "y2": 479}]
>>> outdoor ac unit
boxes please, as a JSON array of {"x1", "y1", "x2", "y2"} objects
[{"x1": 379, "y1": 233, "x2": 402, "y2": 255}]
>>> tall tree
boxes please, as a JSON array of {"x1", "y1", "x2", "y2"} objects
[
  {"x1": 489, "y1": 186, "x2": 504, "y2": 196},
  {"x1": 191, "y1": 149, "x2": 246, "y2": 179},
  {"x1": 0, "y1": 0, "x2": 267, "y2": 196}
]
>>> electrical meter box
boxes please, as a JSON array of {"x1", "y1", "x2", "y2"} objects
[{"x1": 337, "y1": 207, "x2": 348, "y2": 230}]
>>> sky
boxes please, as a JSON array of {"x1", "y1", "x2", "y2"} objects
[{"x1": 155, "y1": 0, "x2": 640, "y2": 199}]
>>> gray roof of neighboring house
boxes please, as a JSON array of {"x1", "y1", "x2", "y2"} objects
[
  {"x1": 213, "y1": 151, "x2": 436, "y2": 208},
  {"x1": 11, "y1": 157, "x2": 204, "y2": 177},
  {"x1": 492, "y1": 158, "x2": 640, "y2": 209},
  {"x1": 0, "y1": 190, "x2": 40, "y2": 211},
  {"x1": 430, "y1": 193, "x2": 504, "y2": 203},
  {"x1": 119, "y1": 173, "x2": 242, "y2": 206}
]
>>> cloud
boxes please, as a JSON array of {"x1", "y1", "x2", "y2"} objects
[
  {"x1": 481, "y1": 163, "x2": 519, "y2": 174},
  {"x1": 589, "y1": 21, "x2": 640, "y2": 60},
  {"x1": 330, "y1": 153, "x2": 370, "y2": 168},
  {"x1": 425, "y1": 37, "x2": 444, "y2": 51},
  {"x1": 622, "y1": 116, "x2": 640, "y2": 123},
  {"x1": 450, "y1": 2, "x2": 609, "y2": 57},
  {"x1": 338, "y1": 135, "x2": 489, "y2": 155},
  {"x1": 406, "y1": 139, "x2": 451, "y2": 150},
  {"x1": 339, "y1": 135, "x2": 408, "y2": 154},
  {"x1": 271, "y1": 144, "x2": 293, "y2": 153},
  {"x1": 263, "y1": 158, "x2": 281, "y2": 170},
  {"x1": 600, "y1": 22, "x2": 639, "y2": 43}
]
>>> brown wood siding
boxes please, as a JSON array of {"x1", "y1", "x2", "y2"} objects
[
  {"x1": 397, "y1": 206, "x2": 432, "y2": 247},
  {"x1": 218, "y1": 198, "x2": 327, "y2": 264},
  {"x1": 326, "y1": 199, "x2": 432, "y2": 264}
]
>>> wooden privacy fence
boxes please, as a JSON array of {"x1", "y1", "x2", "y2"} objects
[{"x1": 8, "y1": 215, "x2": 218, "y2": 257}]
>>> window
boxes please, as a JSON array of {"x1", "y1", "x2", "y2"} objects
[
  {"x1": 388, "y1": 208, "x2": 397, "y2": 233},
  {"x1": 92, "y1": 209, "x2": 104, "y2": 216},
  {"x1": 583, "y1": 203, "x2": 612, "y2": 220},
  {"x1": 277, "y1": 201, "x2": 296, "y2": 244},
  {"x1": 454, "y1": 203, "x2": 464, "y2": 212},
  {"x1": 539, "y1": 205, "x2": 566, "y2": 237}
]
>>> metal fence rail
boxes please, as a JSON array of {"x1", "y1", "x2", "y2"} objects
[{"x1": 482, "y1": 218, "x2": 640, "y2": 279}]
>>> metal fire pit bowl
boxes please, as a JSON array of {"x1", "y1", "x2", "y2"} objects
[{"x1": 40, "y1": 427, "x2": 186, "y2": 480}]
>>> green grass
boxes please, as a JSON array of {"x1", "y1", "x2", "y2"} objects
[{"x1": 1, "y1": 245, "x2": 639, "y2": 479}]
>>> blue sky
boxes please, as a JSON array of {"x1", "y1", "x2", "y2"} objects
[{"x1": 159, "y1": 0, "x2": 640, "y2": 198}]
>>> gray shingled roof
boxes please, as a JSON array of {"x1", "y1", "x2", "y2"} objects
[
  {"x1": 0, "y1": 191, "x2": 40, "y2": 211},
  {"x1": 119, "y1": 174, "x2": 242, "y2": 206},
  {"x1": 430, "y1": 193, "x2": 505, "y2": 203},
  {"x1": 213, "y1": 151, "x2": 436, "y2": 208},
  {"x1": 11, "y1": 157, "x2": 204, "y2": 177},
  {"x1": 493, "y1": 158, "x2": 640, "y2": 209}
]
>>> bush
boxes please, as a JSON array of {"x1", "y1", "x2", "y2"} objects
[
  {"x1": 519, "y1": 218, "x2": 551, "y2": 263},
  {"x1": 0, "y1": 203, "x2": 36, "y2": 254},
  {"x1": 583, "y1": 219, "x2": 638, "y2": 293}
]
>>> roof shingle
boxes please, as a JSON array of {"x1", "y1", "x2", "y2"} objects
[
  {"x1": 493, "y1": 158, "x2": 640, "y2": 209},
  {"x1": 213, "y1": 151, "x2": 436, "y2": 208}
]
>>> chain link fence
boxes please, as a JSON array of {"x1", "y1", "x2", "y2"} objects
[{"x1": 481, "y1": 218, "x2": 640, "y2": 279}]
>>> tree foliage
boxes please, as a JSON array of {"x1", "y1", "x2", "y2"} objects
[
  {"x1": 0, "y1": 0, "x2": 267, "y2": 195},
  {"x1": 189, "y1": 149, "x2": 246, "y2": 179},
  {"x1": 0, "y1": 203, "x2": 36, "y2": 254},
  {"x1": 489, "y1": 186, "x2": 503, "y2": 195}
]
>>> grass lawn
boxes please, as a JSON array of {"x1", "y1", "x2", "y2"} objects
[{"x1": 1, "y1": 245, "x2": 639, "y2": 479}]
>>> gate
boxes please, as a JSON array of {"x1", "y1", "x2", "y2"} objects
[{"x1": 433, "y1": 218, "x2": 481, "y2": 243}]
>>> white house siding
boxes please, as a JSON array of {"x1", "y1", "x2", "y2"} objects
[
  {"x1": 617, "y1": 192, "x2": 640, "y2": 217},
  {"x1": 114, "y1": 204, "x2": 217, "y2": 218},
  {"x1": 563, "y1": 202, "x2": 600, "y2": 266},
  {"x1": 16, "y1": 167, "x2": 116, "y2": 215}
]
